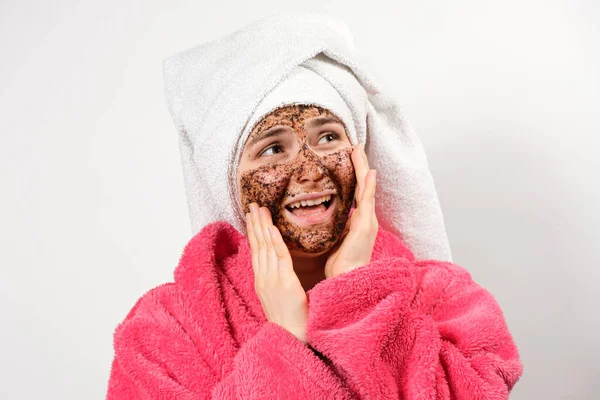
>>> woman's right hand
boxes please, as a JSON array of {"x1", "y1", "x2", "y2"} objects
[{"x1": 246, "y1": 203, "x2": 308, "y2": 345}]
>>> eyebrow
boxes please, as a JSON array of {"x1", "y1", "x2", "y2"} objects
[
  {"x1": 305, "y1": 115, "x2": 344, "y2": 129},
  {"x1": 246, "y1": 126, "x2": 290, "y2": 149}
]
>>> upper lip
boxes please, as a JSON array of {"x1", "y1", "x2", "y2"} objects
[{"x1": 283, "y1": 190, "x2": 337, "y2": 208}]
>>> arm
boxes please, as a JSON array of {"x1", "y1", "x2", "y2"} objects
[
  {"x1": 306, "y1": 257, "x2": 523, "y2": 400},
  {"x1": 106, "y1": 286, "x2": 354, "y2": 400}
]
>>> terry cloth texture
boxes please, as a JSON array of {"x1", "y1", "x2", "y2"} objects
[
  {"x1": 163, "y1": 12, "x2": 453, "y2": 261},
  {"x1": 106, "y1": 221, "x2": 523, "y2": 399}
]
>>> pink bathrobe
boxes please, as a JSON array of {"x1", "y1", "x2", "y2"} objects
[{"x1": 106, "y1": 221, "x2": 522, "y2": 399}]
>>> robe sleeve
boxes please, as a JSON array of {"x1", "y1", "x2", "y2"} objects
[
  {"x1": 306, "y1": 257, "x2": 523, "y2": 400},
  {"x1": 106, "y1": 286, "x2": 354, "y2": 400}
]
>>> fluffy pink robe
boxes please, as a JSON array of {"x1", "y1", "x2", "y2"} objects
[{"x1": 106, "y1": 222, "x2": 522, "y2": 399}]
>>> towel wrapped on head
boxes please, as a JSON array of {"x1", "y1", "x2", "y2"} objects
[{"x1": 163, "y1": 12, "x2": 452, "y2": 261}]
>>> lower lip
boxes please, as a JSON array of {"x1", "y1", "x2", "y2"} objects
[{"x1": 284, "y1": 196, "x2": 337, "y2": 227}]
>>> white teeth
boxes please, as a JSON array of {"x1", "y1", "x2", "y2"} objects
[{"x1": 287, "y1": 194, "x2": 331, "y2": 209}]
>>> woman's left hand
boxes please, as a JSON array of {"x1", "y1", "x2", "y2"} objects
[{"x1": 324, "y1": 144, "x2": 378, "y2": 279}]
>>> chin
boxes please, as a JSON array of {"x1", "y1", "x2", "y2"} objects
[
  {"x1": 280, "y1": 224, "x2": 344, "y2": 255},
  {"x1": 287, "y1": 239, "x2": 336, "y2": 257}
]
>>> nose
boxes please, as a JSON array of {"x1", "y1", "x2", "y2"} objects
[{"x1": 291, "y1": 143, "x2": 327, "y2": 183}]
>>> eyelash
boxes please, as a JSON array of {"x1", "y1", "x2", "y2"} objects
[
  {"x1": 257, "y1": 132, "x2": 341, "y2": 158},
  {"x1": 259, "y1": 143, "x2": 284, "y2": 157},
  {"x1": 318, "y1": 132, "x2": 340, "y2": 143}
]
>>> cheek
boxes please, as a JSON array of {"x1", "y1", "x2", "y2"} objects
[
  {"x1": 322, "y1": 148, "x2": 356, "y2": 201},
  {"x1": 239, "y1": 164, "x2": 291, "y2": 214}
]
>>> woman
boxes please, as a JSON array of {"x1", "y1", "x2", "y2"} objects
[{"x1": 106, "y1": 13, "x2": 522, "y2": 399}]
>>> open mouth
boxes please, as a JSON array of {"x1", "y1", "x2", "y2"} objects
[{"x1": 284, "y1": 194, "x2": 336, "y2": 227}]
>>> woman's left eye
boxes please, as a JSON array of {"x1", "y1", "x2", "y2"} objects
[
  {"x1": 317, "y1": 132, "x2": 339, "y2": 145},
  {"x1": 259, "y1": 144, "x2": 284, "y2": 157}
]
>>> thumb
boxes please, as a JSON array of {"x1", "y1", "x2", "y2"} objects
[{"x1": 342, "y1": 217, "x2": 351, "y2": 237}]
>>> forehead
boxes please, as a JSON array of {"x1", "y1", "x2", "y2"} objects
[{"x1": 248, "y1": 104, "x2": 339, "y2": 138}]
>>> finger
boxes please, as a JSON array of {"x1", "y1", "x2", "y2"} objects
[
  {"x1": 361, "y1": 169, "x2": 378, "y2": 223},
  {"x1": 259, "y1": 207, "x2": 277, "y2": 280},
  {"x1": 268, "y1": 225, "x2": 296, "y2": 286},
  {"x1": 268, "y1": 225, "x2": 292, "y2": 264},
  {"x1": 360, "y1": 144, "x2": 371, "y2": 201},
  {"x1": 245, "y1": 212, "x2": 259, "y2": 275},
  {"x1": 361, "y1": 142, "x2": 371, "y2": 170},
  {"x1": 343, "y1": 215, "x2": 352, "y2": 235},
  {"x1": 323, "y1": 217, "x2": 351, "y2": 277},
  {"x1": 250, "y1": 203, "x2": 269, "y2": 279},
  {"x1": 337, "y1": 217, "x2": 351, "y2": 245},
  {"x1": 351, "y1": 144, "x2": 369, "y2": 202}
]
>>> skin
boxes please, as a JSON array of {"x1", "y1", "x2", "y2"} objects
[{"x1": 237, "y1": 104, "x2": 356, "y2": 256}]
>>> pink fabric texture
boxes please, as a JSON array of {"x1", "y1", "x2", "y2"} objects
[{"x1": 106, "y1": 221, "x2": 522, "y2": 399}]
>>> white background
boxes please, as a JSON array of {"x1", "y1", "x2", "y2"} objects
[{"x1": 1, "y1": 0, "x2": 598, "y2": 399}]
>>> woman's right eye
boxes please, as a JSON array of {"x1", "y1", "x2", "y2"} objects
[{"x1": 259, "y1": 144, "x2": 284, "y2": 157}]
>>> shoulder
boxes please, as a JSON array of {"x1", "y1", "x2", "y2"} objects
[
  {"x1": 113, "y1": 220, "x2": 248, "y2": 346},
  {"x1": 174, "y1": 221, "x2": 247, "y2": 287},
  {"x1": 372, "y1": 226, "x2": 473, "y2": 285},
  {"x1": 110, "y1": 282, "x2": 191, "y2": 370},
  {"x1": 413, "y1": 258, "x2": 473, "y2": 287},
  {"x1": 112, "y1": 282, "x2": 181, "y2": 339},
  {"x1": 109, "y1": 281, "x2": 220, "y2": 387},
  {"x1": 371, "y1": 226, "x2": 416, "y2": 262}
]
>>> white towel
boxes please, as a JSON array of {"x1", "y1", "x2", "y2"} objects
[{"x1": 163, "y1": 12, "x2": 453, "y2": 261}]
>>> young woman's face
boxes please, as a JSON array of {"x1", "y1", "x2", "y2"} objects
[{"x1": 237, "y1": 104, "x2": 356, "y2": 255}]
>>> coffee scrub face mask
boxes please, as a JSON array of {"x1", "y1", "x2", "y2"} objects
[{"x1": 237, "y1": 104, "x2": 357, "y2": 254}]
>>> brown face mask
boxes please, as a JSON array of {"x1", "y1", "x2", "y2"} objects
[{"x1": 239, "y1": 105, "x2": 356, "y2": 254}]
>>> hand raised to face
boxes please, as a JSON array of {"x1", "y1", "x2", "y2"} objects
[
  {"x1": 246, "y1": 203, "x2": 309, "y2": 344},
  {"x1": 324, "y1": 143, "x2": 378, "y2": 279}
]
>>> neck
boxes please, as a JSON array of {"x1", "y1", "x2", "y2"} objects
[{"x1": 291, "y1": 252, "x2": 328, "y2": 292}]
